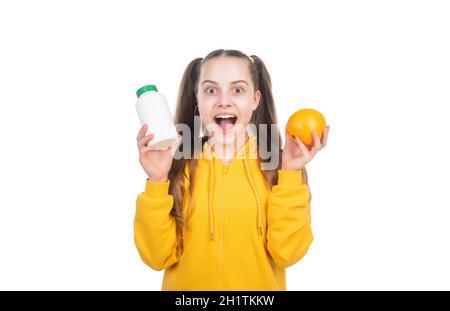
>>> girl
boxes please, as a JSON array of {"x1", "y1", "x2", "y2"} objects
[{"x1": 134, "y1": 49, "x2": 330, "y2": 291}]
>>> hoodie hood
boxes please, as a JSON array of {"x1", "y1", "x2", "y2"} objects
[{"x1": 200, "y1": 134, "x2": 262, "y2": 241}]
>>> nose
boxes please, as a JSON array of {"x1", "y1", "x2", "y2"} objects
[
  {"x1": 217, "y1": 94, "x2": 233, "y2": 108},
  {"x1": 218, "y1": 101, "x2": 232, "y2": 108}
]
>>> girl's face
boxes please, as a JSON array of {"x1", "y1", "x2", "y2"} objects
[{"x1": 196, "y1": 56, "x2": 261, "y2": 145}]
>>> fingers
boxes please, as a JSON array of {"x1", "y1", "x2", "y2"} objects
[
  {"x1": 136, "y1": 123, "x2": 148, "y2": 141},
  {"x1": 294, "y1": 136, "x2": 311, "y2": 160},
  {"x1": 169, "y1": 135, "x2": 182, "y2": 156},
  {"x1": 310, "y1": 126, "x2": 330, "y2": 155},
  {"x1": 140, "y1": 144, "x2": 156, "y2": 154},
  {"x1": 311, "y1": 131, "x2": 321, "y2": 155},
  {"x1": 284, "y1": 129, "x2": 295, "y2": 151},
  {"x1": 321, "y1": 125, "x2": 330, "y2": 146},
  {"x1": 137, "y1": 133, "x2": 155, "y2": 149}
]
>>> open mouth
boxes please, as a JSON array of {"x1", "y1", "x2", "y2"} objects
[{"x1": 214, "y1": 114, "x2": 238, "y2": 133}]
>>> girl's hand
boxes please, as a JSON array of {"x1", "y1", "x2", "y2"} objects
[
  {"x1": 136, "y1": 123, "x2": 181, "y2": 183},
  {"x1": 281, "y1": 126, "x2": 330, "y2": 170}
]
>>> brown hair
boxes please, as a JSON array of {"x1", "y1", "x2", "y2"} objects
[{"x1": 168, "y1": 49, "x2": 309, "y2": 253}]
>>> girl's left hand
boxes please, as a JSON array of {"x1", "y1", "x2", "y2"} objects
[{"x1": 281, "y1": 126, "x2": 330, "y2": 170}]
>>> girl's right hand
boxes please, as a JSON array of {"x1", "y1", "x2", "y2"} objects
[{"x1": 136, "y1": 123, "x2": 181, "y2": 183}]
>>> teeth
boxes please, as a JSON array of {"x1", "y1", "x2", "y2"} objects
[{"x1": 215, "y1": 114, "x2": 236, "y2": 119}]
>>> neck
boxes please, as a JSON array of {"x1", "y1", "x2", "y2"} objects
[{"x1": 211, "y1": 131, "x2": 250, "y2": 162}]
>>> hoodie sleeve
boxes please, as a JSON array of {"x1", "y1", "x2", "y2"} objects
[
  {"x1": 134, "y1": 179, "x2": 181, "y2": 271},
  {"x1": 266, "y1": 169, "x2": 313, "y2": 268}
]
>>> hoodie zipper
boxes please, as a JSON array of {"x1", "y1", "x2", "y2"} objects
[{"x1": 218, "y1": 162, "x2": 229, "y2": 290}]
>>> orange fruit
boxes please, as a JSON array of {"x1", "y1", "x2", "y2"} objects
[{"x1": 286, "y1": 108, "x2": 326, "y2": 148}]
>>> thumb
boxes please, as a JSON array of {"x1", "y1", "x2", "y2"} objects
[
  {"x1": 284, "y1": 130, "x2": 294, "y2": 151},
  {"x1": 169, "y1": 135, "x2": 182, "y2": 157}
]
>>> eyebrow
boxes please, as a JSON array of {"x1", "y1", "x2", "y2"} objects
[{"x1": 201, "y1": 80, "x2": 248, "y2": 86}]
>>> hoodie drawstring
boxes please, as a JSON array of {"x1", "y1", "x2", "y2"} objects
[
  {"x1": 209, "y1": 158, "x2": 215, "y2": 241},
  {"x1": 243, "y1": 155, "x2": 263, "y2": 237},
  {"x1": 207, "y1": 138, "x2": 262, "y2": 241}
]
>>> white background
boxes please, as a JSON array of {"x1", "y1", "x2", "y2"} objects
[{"x1": 1, "y1": 0, "x2": 449, "y2": 290}]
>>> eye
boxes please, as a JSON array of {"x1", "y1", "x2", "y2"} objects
[
  {"x1": 206, "y1": 87, "x2": 215, "y2": 94},
  {"x1": 234, "y1": 87, "x2": 245, "y2": 94}
]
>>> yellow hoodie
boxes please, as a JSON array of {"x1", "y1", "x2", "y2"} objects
[{"x1": 134, "y1": 135, "x2": 313, "y2": 290}]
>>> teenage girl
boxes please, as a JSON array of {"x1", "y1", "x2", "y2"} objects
[{"x1": 134, "y1": 49, "x2": 330, "y2": 290}]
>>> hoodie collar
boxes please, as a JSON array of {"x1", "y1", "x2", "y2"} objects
[{"x1": 200, "y1": 134, "x2": 258, "y2": 162}]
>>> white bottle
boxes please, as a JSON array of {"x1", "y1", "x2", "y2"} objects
[{"x1": 135, "y1": 85, "x2": 178, "y2": 150}]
